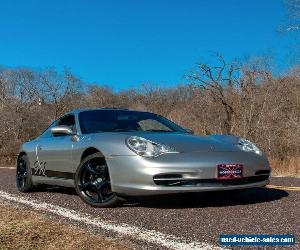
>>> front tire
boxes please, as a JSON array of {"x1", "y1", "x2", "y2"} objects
[
  {"x1": 74, "y1": 153, "x2": 120, "y2": 208},
  {"x1": 16, "y1": 155, "x2": 33, "y2": 192}
]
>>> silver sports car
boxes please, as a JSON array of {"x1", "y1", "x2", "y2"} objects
[{"x1": 16, "y1": 108, "x2": 271, "y2": 207}]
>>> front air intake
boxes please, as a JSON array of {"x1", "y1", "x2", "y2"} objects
[{"x1": 255, "y1": 170, "x2": 270, "y2": 175}]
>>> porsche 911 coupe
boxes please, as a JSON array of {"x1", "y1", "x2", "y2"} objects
[{"x1": 16, "y1": 108, "x2": 271, "y2": 207}]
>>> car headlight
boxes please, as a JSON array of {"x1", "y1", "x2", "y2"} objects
[
  {"x1": 126, "y1": 136, "x2": 178, "y2": 157},
  {"x1": 237, "y1": 138, "x2": 262, "y2": 155}
]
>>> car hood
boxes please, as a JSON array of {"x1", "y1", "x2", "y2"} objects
[
  {"x1": 83, "y1": 132, "x2": 241, "y2": 155},
  {"x1": 127, "y1": 132, "x2": 240, "y2": 153}
]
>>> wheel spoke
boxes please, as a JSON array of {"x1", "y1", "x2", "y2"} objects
[
  {"x1": 86, "y1": 163, "x2": 97, "y2": 174},
  {"x1": 95, "y1": 164, "x2": 106, "y2": 174},
  {"x1": 99, "y1": 179, "x2": 110, "y2": 190},
  {"x1": 78, "y1": 181, "x2": 94, "y2": 191},
  {"x1": 96, "y1": 188, "x2": 104, "y2": 202}
]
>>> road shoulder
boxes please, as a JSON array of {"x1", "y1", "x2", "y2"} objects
[{"x1": 0, "y1": 201, "x2": 133, "y2": 250}]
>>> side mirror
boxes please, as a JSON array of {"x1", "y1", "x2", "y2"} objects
[
  {"x1": 51, "y1": 126, "x2": 75, "y2": 136},
  {"x1": 185, "y1": 128, "x2": 194, "y2": 134}
]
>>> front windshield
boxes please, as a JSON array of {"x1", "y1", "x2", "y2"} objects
[{"x1": 79, "y1": 110, "x2": 187, "y2": 134}]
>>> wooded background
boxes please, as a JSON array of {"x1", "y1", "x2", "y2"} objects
[{"x1": 0, "y1": 55, "x2": 299, "y2": 175}]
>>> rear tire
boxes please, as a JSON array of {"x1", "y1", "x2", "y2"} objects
[
  {"x1": 16, "y1": 155, "x2": 33, "y2": 192},
  {"x1": 74, "y1": 153, "x2": 121, "y2": 208}
]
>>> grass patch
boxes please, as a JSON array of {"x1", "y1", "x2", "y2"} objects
[
  {"x1": 270, "y1": 156, "x2": 300, "y2": 177},
  {"x1": 0, "y1": 203, "x2": 133, "y2": 250}
]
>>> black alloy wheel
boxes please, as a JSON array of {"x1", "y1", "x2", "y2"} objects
[{"x1": 75, "y1": 153, "x2": 120, "y2": 207}]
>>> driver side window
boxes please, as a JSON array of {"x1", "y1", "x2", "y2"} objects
[
  {"x1": 55, "y1": 114, "x2": 76, "y2": 136},
  {"x1": 57, "y1": 115, "x2": 75, "y2": 128},
  {"x1": 40, "y1": 114, "x2": 76, "y2": 138}
]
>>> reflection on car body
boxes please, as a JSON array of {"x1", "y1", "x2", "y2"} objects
[{"x1": 16, "y1": 108, "x2": 271, "y2": 207}]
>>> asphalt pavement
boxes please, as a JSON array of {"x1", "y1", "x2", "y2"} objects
[{"x1": 0, "y1": 168, "x2": 299, "y2": 249}]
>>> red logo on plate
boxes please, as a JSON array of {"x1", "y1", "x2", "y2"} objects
[{"x1": 217, "y1": 164, "x2": 243, "y2": 179}]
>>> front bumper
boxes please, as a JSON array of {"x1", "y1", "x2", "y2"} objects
[{"x1": 106, "y1": 151, "x2": 271, "y2": 196}]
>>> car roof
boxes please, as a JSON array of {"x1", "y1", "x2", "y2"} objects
[{"x1": 69, "y1": 108, "x2": 149, "y2": 115}]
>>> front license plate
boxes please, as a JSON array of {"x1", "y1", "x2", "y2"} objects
[{"x1": 217, "y1": 164, "x2": 243, "y2": 179}]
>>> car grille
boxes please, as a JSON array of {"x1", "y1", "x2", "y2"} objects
[{"x1": 153, "y1": 175, "x2": 269, "y2": 187}]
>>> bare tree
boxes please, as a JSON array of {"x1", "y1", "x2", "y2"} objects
[
  {"x1": 187, "y1": 55, "x2": 240, "y2": 134},
  {"x1": 0, "y1": 63, "x2": 299, "y2": 176}
]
